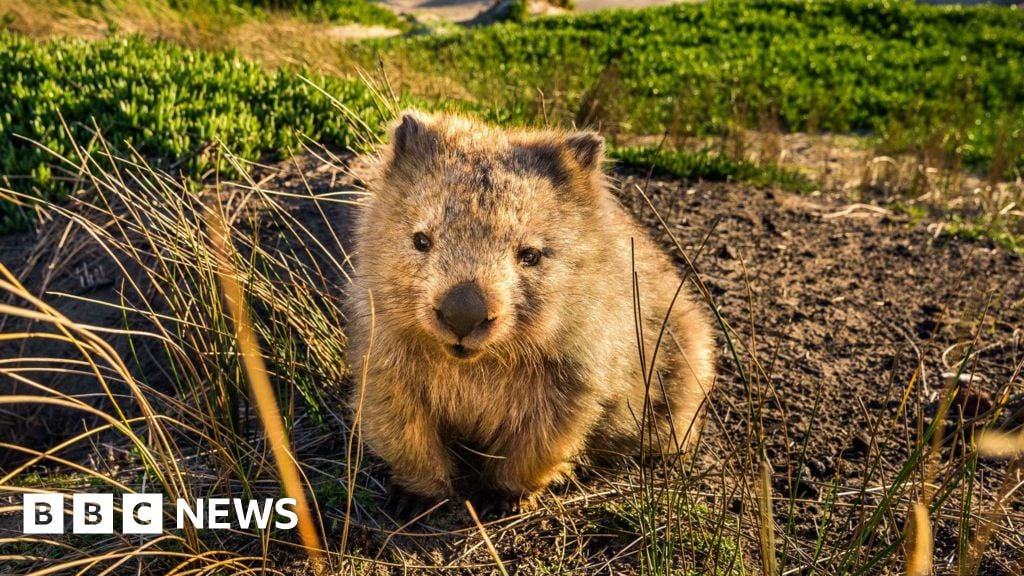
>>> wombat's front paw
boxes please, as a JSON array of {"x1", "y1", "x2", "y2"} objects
[
  {"x1": 468, "y1": 489, "x2": 532, "y2": 519},
  {"x1": 383, "y1": 484, "x2": 443, "y2": 522}
]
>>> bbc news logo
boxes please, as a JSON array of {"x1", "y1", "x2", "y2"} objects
[{"x1": 23, "y1": 494, "x2": 298, "y2": 534}]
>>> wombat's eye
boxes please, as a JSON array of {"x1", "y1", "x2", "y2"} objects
[
  {"x1": 518, "y1": 247, "x2": 542, "y2": 267},
  {"x1": 412, "y1": 232, "x2": 432, "y2": 253}
]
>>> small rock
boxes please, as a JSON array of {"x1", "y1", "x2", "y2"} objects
[
  {"x1": 794, "y1": 475, "x2": 819, "y2": 499},
  {"x1": 806, "y1": 456, "x2": 834, "y2": 479},
  {"x1": 841, "y1": 433, "x2": 871, "y2": 459},
  {"x1": 717, "y1": 244, "x2": 738, "y2": 260},
  {"x1": 953, "y1": 387, "x2": 994, "y2": 420}
]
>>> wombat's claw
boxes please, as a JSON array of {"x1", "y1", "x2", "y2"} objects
[
  {"x1": 383, "y1": 485, "x2": 439, "y2": 522},
  {"x1": 469, "y1": 490, "x2": 523, "y2": 519}
]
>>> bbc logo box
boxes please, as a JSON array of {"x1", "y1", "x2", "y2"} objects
[
  {"x1": 23, "y1": 493, "x2": 163, "y2": 535},
  {"x1": 23, "y1": 493, "x2": 64, "y2": 535}
]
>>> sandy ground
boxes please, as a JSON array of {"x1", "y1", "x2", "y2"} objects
[{"x1": 383, "y1": 0, "x2": 686, "y2": 22}]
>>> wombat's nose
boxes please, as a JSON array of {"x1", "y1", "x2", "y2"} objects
[{"x1": 438, "y1": 282, "x2": 489, "y2": 339}]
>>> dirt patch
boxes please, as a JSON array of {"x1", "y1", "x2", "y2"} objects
[
  {"x1": 1, "y1": 153, "x2": 1021, "y2": 573},
  {"x1": 325, "y1": 23, "x2": 402, "y2": 40},
  {"x1": 619, "y1": 170, "x2": 1023, "y2": 573}
]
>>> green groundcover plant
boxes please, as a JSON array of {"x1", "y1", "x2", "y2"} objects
[{"x1": 0, "y1": 32, "x2": 388, "y2": 232}]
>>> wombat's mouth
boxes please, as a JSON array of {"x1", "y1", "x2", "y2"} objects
[{"x1": 447, "y1": 343, "x2": 482, "y2": 361}]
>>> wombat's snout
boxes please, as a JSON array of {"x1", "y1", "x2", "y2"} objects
[{"x1": 436, "y1": 281, "x2": 491, "y2": 340}]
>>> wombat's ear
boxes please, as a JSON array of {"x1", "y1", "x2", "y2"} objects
[
  {"x1": 565, "y1": 131, "x2": 604, "y2": 172},
  {"x1": 389, "y1": 111, "x2": 435, "y2": 158}
]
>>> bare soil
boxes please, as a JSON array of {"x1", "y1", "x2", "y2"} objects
[
  {"x1": 1, "y1": 153, "x2": 1021, "y2": 574},
  {"x1": 617, "y1": 169, "x2": 1024, "y2": 574}
]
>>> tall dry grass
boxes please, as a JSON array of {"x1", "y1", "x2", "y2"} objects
[{"x1": 0, "y1": 119, "x2": 365, "y2": 573}]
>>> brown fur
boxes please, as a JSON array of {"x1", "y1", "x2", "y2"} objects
[{"x1": 346, "y1": 111, "x2": 716, "y2": 505}]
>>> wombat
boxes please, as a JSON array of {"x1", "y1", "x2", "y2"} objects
[{"x1": 346, "y1": 111, "x2": 716, "y2": 516}]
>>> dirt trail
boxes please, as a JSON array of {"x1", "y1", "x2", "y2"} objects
[{"x1": 382, "y1": 0, "x2": 687, "y2": 22}]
